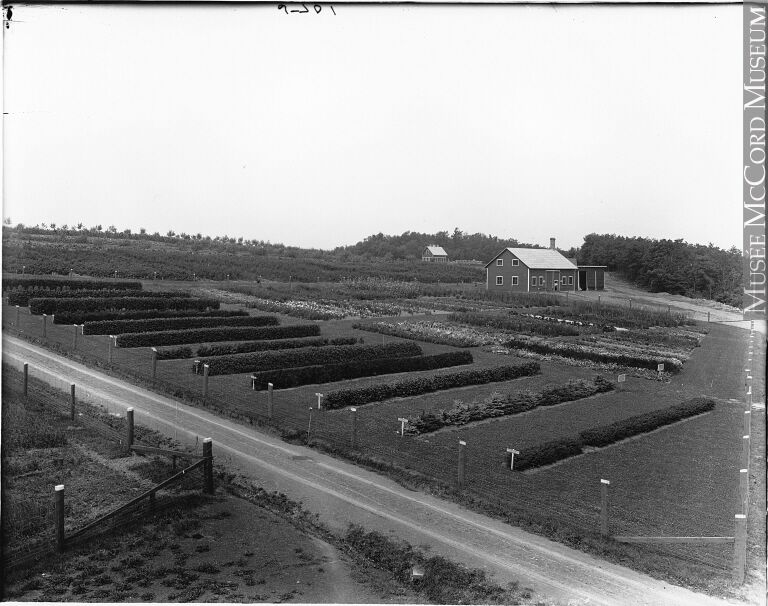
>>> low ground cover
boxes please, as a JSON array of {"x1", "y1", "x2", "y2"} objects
[
  {"x1": 354, "y1": 320, "x2": 495, "y2": 347},
  {"x1": 540, "y1": 300, "x2": 693, "y2": 329},
  {"x1": 447, "y1": 310, "x2": 583, "y2": 337}
]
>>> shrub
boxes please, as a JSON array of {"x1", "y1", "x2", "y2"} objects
[
  {"x1": 195, "y1": 336, "x2": 361, "y2": 357},
  {"x1": 325, "y1": 361, "x2": 538, "y2": 409},
  {"x1": 514, "y1": 438, "x2": 584, "y2": 471},
  {"x1": 199, "y1": 342, "x2": 422, "y2": 376},
  {"x1": 249, "y1": 351, "x2": 473, "y2": 391},
  {"x1": 53, "y1": 308, "x2": 247, "y2": 325},
  {"x1": 579, "y1": 397, "x2": 715, "y2": 447},
  {"x1": 156, "y1": 346, "x2": 194, "y2": 360},
  {"x1": 448, "y1": 311, "x2": 580, "y2": 337},
  {"x1": 513, "y1": 397, "x2": 716, "y2": 470},
  {"x1": 405, "y1": 376, "x2": 613, "y2": 434},
  {"x1": 7, "y1": 289, "x2": 190, "y2": 306},
  {"x1": 504, "y1": 336, "x2": 683, "y2": 373},
  {"x1": 542, "y1": 301, "x2": 693, "y2": 328},
  {"x1": 84, "y1": 315, "x2": 278, "y2": 335},
  {"x1": 29, "y1": 296, "x2": 219, "y2": 315},
  {"x1": 2, "y1": 277, "x2": 142, "y2": 291},
  {"x1": 116, "y1": 324, "x2": 320, "y2": 347}
]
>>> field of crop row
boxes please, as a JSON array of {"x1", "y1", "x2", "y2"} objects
[{"x1": 1, "y1": 275, "x2": 752, "y2": 594}]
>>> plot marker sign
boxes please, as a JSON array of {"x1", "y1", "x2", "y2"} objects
[
  {"x1": 398, "y1": 417, "x2": 408, "y2": 437},
  {"x1": 315, "y1": 393, "x2": 324, "y2": 410},
  {"x1": 506, "y1": 448, "x2": 520, "y2": 470}
]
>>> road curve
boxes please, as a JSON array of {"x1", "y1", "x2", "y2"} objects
[{"x1": 2, "y1": 334, "x2": 740, "y2": 606}]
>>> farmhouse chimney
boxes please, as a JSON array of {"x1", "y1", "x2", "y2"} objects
[{"x1": 549, "y1": 237, "x2": 556, "y2": 250}]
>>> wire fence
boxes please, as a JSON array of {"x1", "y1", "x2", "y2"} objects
[
  {"x1": 2, "y1": 302, "x2": 747, "y2": 576},
  {"x1": 1, "y1": 361, "x2": 212, "y2": 572}
]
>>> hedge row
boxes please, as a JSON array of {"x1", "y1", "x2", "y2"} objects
[
  {"x1": 3, "y1": 277, "x2": 142, "y2": 291},
  {"x1": 250, "y1": 351, "x2": 474, "y2": 391},
  {"x1": 52, "y1": 308, "x2": 248, "y2": 325},
  {"x1": 84, "y1": 315, "x2": 279, "y2": 335},
  {"x1": 195, "y1": 336, "x2": 361, "y2": 358},
  {"x1": 29, "y1": 297, "x2": 219, "y2": 315},
  {"x1": 7, "y1": 289, "x2": 191, "y2": 306},
  {"x1": 156, "y1": 346, "x2": 194, "y2": 360},
  {"x1": 198, "y1": 342, "x2": 422, "y2": 376},
  {"x1": 513, "y1": 397, "x2": 715, "y2": 470},
  {"x1": 405, "y1": 376, "x2": 613, "y2": 434},
  {"x1": 447, "y1": 311, "x2": 580, "y2": 337},
  {"x1": 324, "y1": 361, "x2": 538, "y2": 410},
  {"x1": 353, "y1": 321, "x2": 485, "y2": 348},
  {"x1": 504, "y1": 336, "x2": 683, "y2": 373},
  {"x1": 116, "y1": 324, "x2": 320, "y2": 347}
]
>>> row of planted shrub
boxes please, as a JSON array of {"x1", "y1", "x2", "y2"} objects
[
  {"x1": 29, "y1": 296, "x2": 219, "y2": 316},
  {"x1": 324, "y1": 361, "x2": 539, "y2": 409},
  {"x1": 514, "y1": 397, "x2": 715, "y2": 470},
  {"x1": 353, "y1": 321, "x2": 485, "y2": 347},
  {"x1": 198, "y1": 342, "x2": 422, "y2": 376},
  {"x1": 541, "y1": 302, "x2": 693, "y2": 329},
  {"x1": 2, "y1": 277, "x2": 142, "y2": 291},
  {"x1": 116, "y1": 323, "x2": 320, "y2": 347},
  {"x1": 83, "y1": 314, "x2": 278, "y2": 335},
  {"x1": 447, "y1": 311, "x2": 580, "y2": 337},
  {"x1": 250, "y1": 351, "x2": 474, "y2": 391},
  {"x1": 504, "y1": 336, "x2": 683, "y2": 373},
  {"x1": 195, "y1": 336, "x2": 361, "y2": 357},
  {"x1": 8, "y1": 289, "x2": 190, "y2": 307},
  {"x1": 404, "y1": 376, "x2": 613, "y2": 435},
  {"x1": 53, "y1": 308, "x2": 248, "y2": 325},
  {"x1": 156, "y1": 336, "x2": 363, "y2": 360}
]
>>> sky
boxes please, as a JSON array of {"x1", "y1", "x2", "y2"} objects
[{"x1": 3, "y1": 4, "x2": 742, "y2": 251}]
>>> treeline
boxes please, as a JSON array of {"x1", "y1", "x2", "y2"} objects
[
  {"x1": 578, "y1": 234, "x2": 743, "y2": 306},
  {"x1": 3, "y1": 227, "x2": 483, "y2": 283},
  {"x1": 340, "y1": 229, "x2": 538, "y2": 262}
]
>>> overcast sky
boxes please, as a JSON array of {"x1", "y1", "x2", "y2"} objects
[{"x1": 3, "y1": 4, "x2": 741, "y2": 251}]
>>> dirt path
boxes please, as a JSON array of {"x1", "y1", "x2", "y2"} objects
[{"x1": 3, "y1": 334, "x2": 747, "y2": 606}]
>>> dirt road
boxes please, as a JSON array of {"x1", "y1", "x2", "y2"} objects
[{"x1": 2, "y1": 335, "x2": 743, "y2": 606}]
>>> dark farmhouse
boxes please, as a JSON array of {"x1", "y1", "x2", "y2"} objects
[{"x1": 485, "y1": 238, "x2": 606, "y2": 292}]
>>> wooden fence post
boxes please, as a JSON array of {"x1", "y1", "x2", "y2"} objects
[
  {"x1": 203, "y1": 364, "x2": 210, "y2": 400},
  {"x1": 107, "y1": 335, "x2": 114, "y2": 363},
  {"x1": 457, "y1": 440, "x2": 467, "y2": 488},
  {"x1": 732, "y1": 514, "x2": 747, "y2": 584},
  {"x1": 740, "y1": 469, "x2": 749, "y2": 514},
  {"x1": 600, "y1": 479, "x2": 610, "y2": 537},
  {"x1": 742, "y1": 435, "x2": 750, "y2": 470},
  {"x1": 72, "y1": 324, "x2": 79, "y2": 348},
  {"x1": 151, "y1": 347, "x2": 158, "y2": 380},
  {"x1": 597, "y1": 295, "x2": 601, "y2": 309},
  {"x1": 745, "y1": 411, "x2": 751, "y2": 436},
  {"x1": 15, "y1": 305, "x2": 19, "y2": 326},
  {"x1": 203, "y1": 438, "x2": 214, "y2": 494},
  {"x1": 629, "y1": 298, "x2": 632, "y2": 309},
  {"x1": 42, "y1": 314, "x2": 47, "y2": 337},
  {"x1": 351, "y1": 407, "x2": 358, "y2": 449},
  {"x1": 267, "y1": 383, "x2": 274, "y2": 420},
  {"x1": 23, "y1": 362, "x2": 28, "y2": 396},
  {"x1": 70, "y1": 384, "x2": 76, "y2": 421},
  {"x1": 505, "y1": 448, "x2": 519, "y2": 470},
  {"x1": 126, "y1": 408, "x2": 134, "y2": 453},
  {"x1": 707, "y1": 311, "x2": 711, "y2": 323},
  {"x1": 55, "y1": 484, "x2": 65, "y2": 553}
]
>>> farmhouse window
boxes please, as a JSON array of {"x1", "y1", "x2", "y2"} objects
[
  {"x1": 561, "y1": 277, "x2": 567, "y2": 285},
  {"x1": 530, "y1": 276, "x2": 536, "y2": 286},
  {"x1": 512, "y1": 276, "x2": 519, "y2": 285},
  {"x1": 496, "y1": 276, "x2": 504, "y2": 285},
  {"x1": 568, "y1": 276, "x2": 574, "y2": 285},
  {"x1": 538, "y1": 276, "x2": 545, "y2": 286},
  {"x1": 496, "y1": 259, "x2": 503, "y2": 266},
  {"x1": 511, "y1": 259, "x2": 519, "y2": 266}
]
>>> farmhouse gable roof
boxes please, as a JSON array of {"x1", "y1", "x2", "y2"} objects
[
  {"x1": 424, "y1": 246, "x2": 448, "y2": 256},
  {"x1": 485, "y1": 247, "x2": 578, "y2": 270}
]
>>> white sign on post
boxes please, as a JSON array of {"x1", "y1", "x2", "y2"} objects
[
  {"x1": 657, "y1": 363, "x2": 664, "y2": 372},
  {"x1": 315, "y1": 393, "x2": 323, "y2": 410},
  {"x1": 617, "y1": 374, "x2": 626, "y2": 383},
  {"x1": 506, "y1": 447, "x2": 520, "y2": 470},
  {"x1": 398, "y1": 417, "x2": 408, "y2": 437}
]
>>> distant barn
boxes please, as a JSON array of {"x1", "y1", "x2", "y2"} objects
[
  {"x1": 422, "y1": 245, "x2": 448, "y2": 263},
  {"x1": 485, "y1": 238, "x2": 605, "y2": 292}
]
